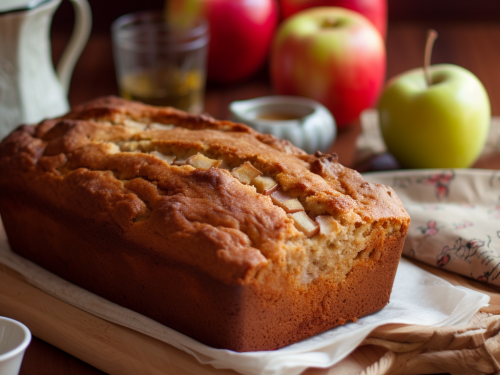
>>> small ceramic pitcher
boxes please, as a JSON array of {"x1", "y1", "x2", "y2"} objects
[
  {"x1": 230, "y1": 96, "x2": 336, "y2": 154},
  {"x1": 0, "y1": 316, "x2": 31, "y2": 375},
  {"x1": 0, "y1": 0, "x2": 91, "y2": 139}
]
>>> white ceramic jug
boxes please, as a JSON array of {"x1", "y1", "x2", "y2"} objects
[{"x1": 0, "y1": 0, "x2": 91, "y2": 139}]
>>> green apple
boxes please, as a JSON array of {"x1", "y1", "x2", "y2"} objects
[{"x1": 378, "y1": 64, "x2": 490, "y2": 169}]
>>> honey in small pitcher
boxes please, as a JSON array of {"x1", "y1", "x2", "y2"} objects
[{"x1": 256, "y1": 112, "x2": 303, "y2": 121}]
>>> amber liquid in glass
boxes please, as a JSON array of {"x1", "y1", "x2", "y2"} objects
[{"x1": 120, "y1": 68, "x2": 203, "y2": 113}]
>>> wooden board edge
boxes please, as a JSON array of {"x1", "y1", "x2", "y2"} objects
[{"x1": 0, "y1": 262, "x2": 237, "y2": 375}]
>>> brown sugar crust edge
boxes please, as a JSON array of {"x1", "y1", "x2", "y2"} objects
[{"x1": 0, "y1": 97, "x2": 410, "y2": 351}]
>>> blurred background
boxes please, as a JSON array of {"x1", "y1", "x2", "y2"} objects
[{"x1": 50, "y1": 0, "x2": 500, "y2": 118}]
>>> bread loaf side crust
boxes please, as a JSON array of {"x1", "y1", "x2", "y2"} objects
[{"x1": 0, "y1": 97, "x2": 410, "y2": 351}]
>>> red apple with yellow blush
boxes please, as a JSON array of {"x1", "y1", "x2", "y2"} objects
[
  {"x1": 167, "y1": 0, "x2": 278, "y2": 84},
  {"x1": 279, "y1": 0, "x2": 387, "y2": 38},
  {"x1": 270, "y1": 7, "x2": 386, "y2": 127}
]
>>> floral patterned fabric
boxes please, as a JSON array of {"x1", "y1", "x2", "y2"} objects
[{"x1": 364, "y1": 169, "x2": 500, "y2": 286}]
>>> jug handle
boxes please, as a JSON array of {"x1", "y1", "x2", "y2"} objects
[{"x1": 56, "y1": 0, "x2": 92, "y2": 94}]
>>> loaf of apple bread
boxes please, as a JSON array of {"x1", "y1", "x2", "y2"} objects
[{"x1": 0, "y1": 97, "x2": 409, "y2": 352}]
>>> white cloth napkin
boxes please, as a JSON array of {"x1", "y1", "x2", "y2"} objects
[{"x1": 0, "y1": 223, "x2": 489, "y2": 375}]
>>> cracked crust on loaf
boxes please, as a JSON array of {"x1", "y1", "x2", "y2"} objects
[{"x1": 0, "y1": 96, "x2": 410, "y2": 351}]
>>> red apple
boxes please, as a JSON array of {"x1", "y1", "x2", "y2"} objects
[
  {"x1": 278, "y1": 0, "x2": 387, "y2": 39},
  {"x1": 167, "y1": 0, "x2": 278, "y2": 83},
  {"x1": 270, "y1": 7, "x2": 385, "y2": 127}
]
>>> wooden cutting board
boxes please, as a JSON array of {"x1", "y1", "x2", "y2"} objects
[
  {"x1": 2, "y1": 256, "x2": 500, "y2": 375},
  {"x1": 0, "y1": 258, "x2": 381, "y2": 375},
  {"x1": 0, "y1": 262, "x2": 238, "y2": 375}
]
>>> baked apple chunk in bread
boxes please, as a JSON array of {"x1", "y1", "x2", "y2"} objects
[{"x1": 0, "y1": 97, "x2": 410, "y2": 352}]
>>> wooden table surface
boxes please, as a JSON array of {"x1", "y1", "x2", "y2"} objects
[{"x1": 15, "y1": 18, "x2": 500, "y2": 375}]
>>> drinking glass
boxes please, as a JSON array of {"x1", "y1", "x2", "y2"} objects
[{"x1": 112, "y1": 11, "x2": 209, "y2": 114}]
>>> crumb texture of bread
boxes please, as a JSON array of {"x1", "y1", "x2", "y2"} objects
[{"x1": 0, "y1": 96, "x2": 410, "y2": 351}]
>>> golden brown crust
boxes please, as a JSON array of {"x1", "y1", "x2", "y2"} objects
[
  {"x1": 0, "y1": 192, "x2": 405, "y2": 351},
  {"x1": 64, "y1": 96, "x2": 307, "y2": 155},
  {"x1": 0, "y1": 97, "x2": 410, "y2": 351}
]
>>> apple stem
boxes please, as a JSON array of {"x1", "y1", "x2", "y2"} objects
[
  {"x1": 322, "y1": 18, "x2": 340, "y2": 28},
  {"x1": 424, "y1": 29, "x2": 438, "y2": 86}
]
